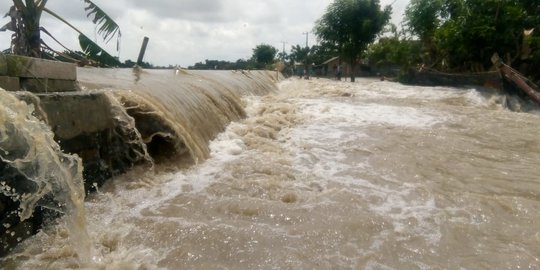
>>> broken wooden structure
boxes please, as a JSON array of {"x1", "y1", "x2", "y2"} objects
[{"x1": 491, "y1": 53, "x2": 540, "y2": 105}]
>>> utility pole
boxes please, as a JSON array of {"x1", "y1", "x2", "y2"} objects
[
  {"x1": 136, "y1": 36, "x2": 149, "y2": 66},
  {"x1": 280, "y1": 41, "x2": 287, "y2": 60},
  {"x1": 302, "y1": 32, "x2": 310, "y2": 79}
]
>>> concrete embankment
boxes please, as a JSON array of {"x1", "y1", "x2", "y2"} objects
[{"x1": 0, "y1": 54, "x2": 281, "y2": 256}]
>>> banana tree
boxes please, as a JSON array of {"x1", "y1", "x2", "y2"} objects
[{"x1": 1, "y1": 0, "x2": 121, "y2": 66}]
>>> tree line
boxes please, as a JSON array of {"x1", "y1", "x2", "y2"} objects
[
  {"x1": 3, "y1": 0, "x2": 538, "y2": 84},
  {"x1": 188, "y1": 44, "x2": 278, "y2": 70},
  {"x1": 273, "y1": 0, "x2": 540, "y2": 84},
  {"x1": 188, "y1": 43, "x2": 336, "y2": 72}
]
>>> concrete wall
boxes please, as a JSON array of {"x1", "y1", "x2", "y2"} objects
[
  {"x1": 0, "y1": 53, "x2": 78, "y2": 92},
  {"x1": 28, "y1": 92, "x2": 147, "y2": 186}
]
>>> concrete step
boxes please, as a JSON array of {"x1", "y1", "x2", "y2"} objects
[{"x1": 0, "y1": 53, "x2": 78, "y2": 92}]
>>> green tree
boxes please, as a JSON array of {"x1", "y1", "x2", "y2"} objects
[
  {"x1": 404, "y1": 0, "x2": 540, "y2": 78},
  {"x1": 436, "y1": 0, "x2": 530, "y2": 71},
  {"x1": 277, "y1": 51, "x2": 289, "y2": 61},
  {"x1": 403, "y1": 0, "x2": 444, "y2": 65},
  {"x1": 289, "y1": 44, "x2": 309, "y2": 65},
  {"x1": 1, "y1": 0, "x2": 121, "y2": 66},
  {"x1": 367, "y1": 32, "x2": 422, "y2": 71},
  {"x1": 314, "y1": 0, "x2": 391, "y2": 82},
  {"x1": 252, "y1": 44, "x2": 278, "y2": 68},
  {"x1": 310, "y1": 43, "x2": 338, "y2": 66},
  {"x1": 287, "y1": 44, "x2": 311, "y2": 75}
]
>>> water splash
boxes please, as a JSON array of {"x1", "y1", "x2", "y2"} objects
[{"x1": 0, "y1": 89, "x2": 91, "y2": 261}]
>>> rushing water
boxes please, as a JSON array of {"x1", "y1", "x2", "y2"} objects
[
  {"x1": 0, "y1": 90, "x2": 90, "y2": 263},
  {"x1": 2, "y1": 75, "x2": 540, "y2": 269}
]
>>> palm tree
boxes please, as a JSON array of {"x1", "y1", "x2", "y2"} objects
[
  {"x1": 1, "y1": 0, "x2": 121, "y2": 65},
  {"x1": 289, "y1": 44, "x2": 310, "y2": 66}
]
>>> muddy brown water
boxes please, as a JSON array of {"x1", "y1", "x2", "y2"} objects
[{"x1": 2, "y1": 76, "x2": 540, "y2": 269}]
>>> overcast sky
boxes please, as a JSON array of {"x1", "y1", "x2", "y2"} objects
[{"x1": 0, "y1": 0, "x2": 409, "y2": 67}]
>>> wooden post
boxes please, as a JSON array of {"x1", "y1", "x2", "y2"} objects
[{"x1": 136, "y1": 37, "x2": 150, "y2": 66}]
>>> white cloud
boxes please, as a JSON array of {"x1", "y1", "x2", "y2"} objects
[{"x1": 0, "y1": 0, "x2": 409, "y2": 67}]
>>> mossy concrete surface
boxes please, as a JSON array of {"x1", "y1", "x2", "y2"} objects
[
  {"x1": 0, "y1": 76, "x2": 20, "y2": 91},
  {"x1": 15, "y1": 91, "x2": 146, "y2": 183},
  {"x1": 0, "y1": 53, "x2": 7, "y2": 75},
  {"x1": 4, "y1": 54, "x2": 76, "y2": 80},
  {"x1": 36, "y1": 92, "x2": 114, "y2": 140},
  {"x1": 0, "y1": 53, "x2": 77, "y2": 92}
]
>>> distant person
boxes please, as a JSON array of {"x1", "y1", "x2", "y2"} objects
[{"x1": 336, "y1": 65, "x2": 342, "y2": 81}]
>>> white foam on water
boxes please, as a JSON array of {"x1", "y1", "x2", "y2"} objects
[
  {"x1": 346, "y1": 80, "x2": 507, "y2": 112},
  {"x1": 277, "y1": 88, "x2": 449, "y2": 254},
  {"x1": 360, "y1": 81, "x2": 484, "y2": 101},
  {"x1": 297, "y1": 98, "x2": 444, "y2": 128},
  {"x1": 5, "y1": 77, "x2": 540, "y2": 269}
]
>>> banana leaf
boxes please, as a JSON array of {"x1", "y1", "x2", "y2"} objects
[
  {"x1": 78, "y1": 34, "x2": 120, "y2": 66},
  {"x1": 82, "y1": 0, "x2": 121, "y2": 50},
  {"x1": 0, "y1": 21, "x2": 13, "y2": 32},
  {"x1": 43, "y1": 7, "x2": 120, "y2": 66}
]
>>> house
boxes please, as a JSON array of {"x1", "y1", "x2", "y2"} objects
[
  {"x1": 317, "y1": 56, "x2": 340, "y2": 77},
  {"x1": 318, "y1": 56, "x2": 371, "y2": 78}
]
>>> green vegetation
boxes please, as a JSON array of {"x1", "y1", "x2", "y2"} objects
[
  {"x1": 5, "y1": 0, "x2": 535, "y2": 80},
  {"x1": 288, "y1": 44, "x2": 309, "y2": 66},
  {"x1": 188, "y1": 44, "x2": 279, "y2": 70},
  {"x1": 367, "y1": 29, "x2": 421, "y2": 70},
  {"x1": 367, "y1": 0, "x2": 540, "y2": 83},
  {"x1": 252, "y1": 44, "x2": 278, "y2": 68},
  {"x1": 403, "y1": 0, "x2": 535, "y2": 71},
  {"x1": 314, "y1": 0, "x2": 391, "y2": 82},
  {"x1": 188, "y1": 59, "x2": 256, "y2": 70},
  {"x1": 1, "y1": 0, "x2": 121, "y2": 66}
]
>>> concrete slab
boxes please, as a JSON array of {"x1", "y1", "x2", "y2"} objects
[
  {"x1": 0, "y1": 76, "x2": 20, "y2": 91},
  {"x1": 15, "y1": 90, "x2": 147, "y2": 189},
  {"x1": 6, "y1": 55, "x2": 76, "y2": 80},
  {"x1": 36, "y1": 92, "x2": 113, "y2": 140}
]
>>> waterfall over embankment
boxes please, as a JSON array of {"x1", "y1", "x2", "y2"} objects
[
  {"x1": 78, "y1": 68, "x2": 280, "y2": 163},
  {"x1": 0, "y1": 68, "x2": 280, "y2": 257}
]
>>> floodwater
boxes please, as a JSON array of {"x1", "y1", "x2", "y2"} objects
[{"x1": 2, "y1": 76, "x2": 540, "y2": 269}]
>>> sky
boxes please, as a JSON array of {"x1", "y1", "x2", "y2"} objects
[{"x1": 0, "y1": 0, "x2": 409, "y2": 67}]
